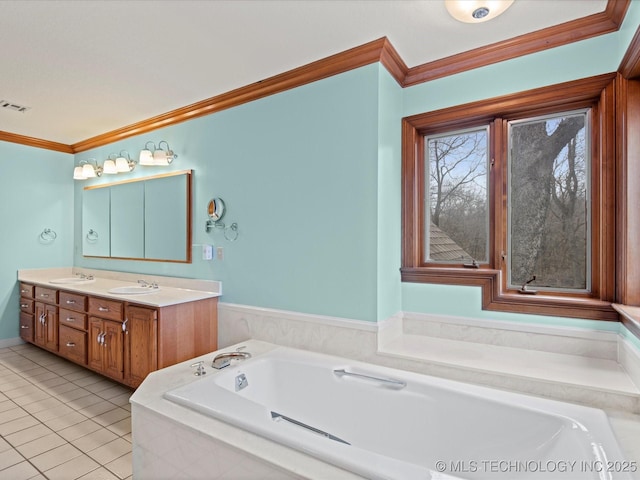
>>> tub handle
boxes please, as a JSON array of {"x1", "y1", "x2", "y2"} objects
[
  {"x1": 333, "y1": 369, "x2": 406, "y2": 389},
  {"x1": 271, "y1": 411, "x2": 350, "y2": 445}
]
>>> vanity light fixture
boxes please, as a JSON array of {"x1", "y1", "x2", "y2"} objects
[
  {"x1": 152, "y1": 141, "x2": 177, "y2": 166},
  {"x1": 445, "y1": 0, "x2": 514, "y2": 23},
  {"x1": 115, "y1": 150, "x2": 136, "y2": 172},
  {"x1": 139, "y1": 141, "x2": 156, "y2": 166},
  {"x1": 73, "y1": 159, "x2": 103, "y2": 180},
  {"x1": 102, "y1": 154, "x2": 119, "y2": 175}
]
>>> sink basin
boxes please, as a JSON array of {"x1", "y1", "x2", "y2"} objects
[
  {"x1": 107, "y1": 286, "x2": 160, "y2": 295},
  {"x1": 49, "y1": 277, "x2": 95, "y2": 284}
]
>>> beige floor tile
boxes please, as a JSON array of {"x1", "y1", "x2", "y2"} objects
[
  {"x1": 0, "y1": 399, "x2": 16, "y2": 413},
  {"x1": 0, "y1": 377, "x2": 31, "y2": 391},
  {"x1": 69, "y1": 373, "x2": 105, "y2": 387},
  {"x1": 45, "y1": 381, "x2": 81, "y2": 396},
  {"x1": 29, "y1": 443, "x2": 83, "y2": 472},
  {"x1": 22, "y1": 396, "x2": 64, "y2": 414},
  {"x1": 15, "y1": 432, "x2": 67, "y2": 459},
  {"x1": 84, "y1": 380, "x2": 119, "y2": 394},
  {"x1": 38, "y1": 376, "x2": 71, "y2": 389},
  {"x1": 31, "y1": 403, "x2": 74, "y2": 422},
  {"x1": 0, "y1": 447, "x2": 24, "y2": 469},
  {"x1": 106, "y1": 392, "x2": 132, "y2": 407},
  {"x1": 4, "y1": 423, "x2": 53, "y2": 447},
  {"x1": 106, "y1": 417, "x2": 131, "y2": 437},
  {"x1": 0, "y1": 436, "x2": 12, "y2": 453},
  {"x1": 0, "y1": 460, "x2": 40, "y2": 480},
  {"x1": 68, "y1": 393, "x2": 105, "y2": 411},
  {"x1": 17, "y1": 366, "x2": 49, "y2": 378},
  {"x1": 104, "y1": 452, "x2": 133, "y2": 479},
  {"x1": 95, "y1": 386, "x2": 131, "y2": 401},
  {"x1": 56, "y1": 387, "x2": 91, "y2": 403},
  {"x1": 77, "y1": 466, "x2": 121, "y2": 480},
  {"x1": 28, "y1": 370, "x2": 60, "y2": 383},
  {"x1": 71, "y1": 428, "x2": 118, "y2": 453},
  {"x1": 58, "y1": 419, "x2": 103, "y2": 442},
  {"x1": 12, "y1": 389, "x2": 51, "y2": 406},
  {"x1": 86, "y1": 438, "x2": 131, "y2": 465},
  {"x1": 3, "y1": 384, "x2": 42, "y2": 399},
  {"x1": 0, "y1": 414, "x2": 40, "y2": 436},
  {"x1": 44, "y1": 453, "x2": 101, "y2": 480},
  {"x1": 93, "y1": 407, "x2": 130, "y2": 428},
  {"x1": 44, "y1": 410, "x2": 87, "y2": 432},
  {"x1": 0, "y1": 406, "x2": 27, "y2": 424},
  {"x1": 78, "y1": 400, "x2": 119, "y2": 418}
]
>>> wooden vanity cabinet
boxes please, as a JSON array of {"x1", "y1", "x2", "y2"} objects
[
  {"x1": 19, "y1": 282, "x2": 217, "y2": 389},
  {"x1": 34, "y1": 287, "x2": 58, "y2": 352},
  {"x1": 58, "y1": 291, "x2": 88, "y2": 365},
  {"x1": 19, "y1": 283, "x2": 34, "y2": 343}
]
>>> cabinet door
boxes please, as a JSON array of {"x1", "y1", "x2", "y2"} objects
[
  {"x1": 43, "y1": 304, "x2": 58, "y2": 351},
  {"x1": 102, "y1": 320, "x2": 124, "y2": 380},
  {"x1": 124, "y1": 306, "x2": 157, "y2": 387},
  {"x1": 19, "y1": 313, "x2": 34, "y2": 343},
  {"x1": 88, "y1": 318, "x2": 104, "y2": 372},
  {"x1": 34, "y1": 302, "x2": 46, "y2": 347}
]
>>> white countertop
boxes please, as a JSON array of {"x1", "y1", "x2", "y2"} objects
[{"x1": 18, "y1": 267, "x2": 221, "y2": 308}]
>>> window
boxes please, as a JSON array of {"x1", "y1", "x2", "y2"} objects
[{"x1": 401, "y1": 74, "x2": 617, "y2": 320}]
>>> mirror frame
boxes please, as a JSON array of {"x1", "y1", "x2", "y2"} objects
[{"x1": 83, "y1": 169, "x2": 193, "y2": 263}]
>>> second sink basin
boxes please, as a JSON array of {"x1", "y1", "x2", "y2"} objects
[{"x1": 107, "y1": 286, "x2": 161, "y2": 295}]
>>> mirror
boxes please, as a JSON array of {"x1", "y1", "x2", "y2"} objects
[
  {"x1": 82, "y1": 170, "x2": 192, "y2": 262},
  {"x1": 207, "y1": 198, "x2": 225, "y2": 221}
]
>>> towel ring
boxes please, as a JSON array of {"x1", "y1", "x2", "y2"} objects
[
  {"x1": 40, "y1": 228, "x2": 57, "y2": 242},
  {"x1": 86, "y1": 229, "x2": 99, "y2": 242},
  {"x1": 224, "y1": 223, "x2": 239, "y2": 242}
]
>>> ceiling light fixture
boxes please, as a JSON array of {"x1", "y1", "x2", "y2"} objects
[
  {"x1": 445, "y1": 0, "x2": 514, "y2": 23},
  {"x1": 139, "y1": 140, "x2": 178, "y2": 166},
  {"x1": 102, "y1": 154, "x2": 118, "y2": 174},
  {"x1": 115, "y1": 150, "x2": 136, "y2": 172}
]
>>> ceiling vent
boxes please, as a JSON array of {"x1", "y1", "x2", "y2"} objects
[{"x1": 0, "y1": 100, "x2": 30, "y2": 113}]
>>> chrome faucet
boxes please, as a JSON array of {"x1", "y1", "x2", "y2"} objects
[
  {"x1": 211, "y1": 348, "x2": 252, "y2": 369},
  {"x1": 137, "y1": 279, "x2": 159, "y2": 288}
]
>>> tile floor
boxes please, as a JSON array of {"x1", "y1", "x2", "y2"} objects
[{"x1": 0, "y1": 343, "x2": 133, "y2": 480}]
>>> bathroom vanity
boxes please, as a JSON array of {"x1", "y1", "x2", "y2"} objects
[{"x1": 18, "y1": 268, "x2": 220, "y2": 388}]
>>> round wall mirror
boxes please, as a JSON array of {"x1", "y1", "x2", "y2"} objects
[{"x1": 207, "y1": 198, "x2": 226, "y2": 222}]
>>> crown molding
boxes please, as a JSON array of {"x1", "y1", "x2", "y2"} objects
[
  {"x1": 0, "y1": 130, "x2": 73, "y2": 154},
  {"x1": 0, "y1": 0, "x2": 632, "y2": 153},
  {"x1": 71, "y1": 37, "x2": 402, "y2": 153},
  {"x1": 403, "y1": 0, "x2": 630, "y2": 86}
]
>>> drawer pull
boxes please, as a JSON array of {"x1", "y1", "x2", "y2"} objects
[
  {"x1": 20, "y1": 303, "x2": 28, "y2": 308},
  {"x1": 122, "y1": 318, "x2": 128, "y2": 333},
  {"x1": 20, "y1": 325, "x2": 29, "y2": 329},
  {"x1": 21, "y1": 289, "x2": 28, "y2": 294},
  {"x1": 98, "y1": 307, "x2": 109, "y2": 312},
  {"x1": 66, "y1": 300, "x2": 76, "y2": 305},
  {"x1": 40, "y1": 293, "x2": 49, "y2": 298},
  {"x1": 66, "y1": 317, "x2": 75, "y2": 322},
  {"x1": 66, "y1": 342, "x2": 76, "y2": 347}
]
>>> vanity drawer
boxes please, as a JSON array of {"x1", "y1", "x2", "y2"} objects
[
  {"x1": 19, "y1": 299, "x2": 33, "y2": 314},
  {"x1": 19, "y1": 283, "x2": 34, "y2": 299},
  {"x1": 59, "y1": 308, "x2": 87, "y2": 331},
  {"x1": 59, "y1": 325, "x2": 87, "y2": 365},
  {"x1": 59, "y1": 292, "x2": 87, "y2": 312},
  {"x1": 35, "y1": 286, "x2": 57, "y2": 304},
  {"x1": 19, "y1": 312, "x2": 34, "y2": 343},
  {"x1": 88, "y1": 297, "x2": 123, "y2": 321}
]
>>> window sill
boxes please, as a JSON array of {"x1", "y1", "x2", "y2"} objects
[
  {"x1": 613, "y1": 304, "x2": 640, "y2": 340},
  {"x1": 401, "y1": 267, "x2": 617, "y2": 321}
]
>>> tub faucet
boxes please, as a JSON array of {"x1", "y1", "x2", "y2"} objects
[{"x1": 211, "y1": 349, "x2": 252, "y2": 369}]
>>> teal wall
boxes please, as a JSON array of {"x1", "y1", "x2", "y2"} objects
[
  {"x1": 0, "y1": 141, "x2": 74, "y2": 342},
  {"x1": 75, "y1": 65, "x2": 384, "y2": 322}
]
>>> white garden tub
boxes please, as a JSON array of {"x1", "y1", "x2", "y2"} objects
[{"x1": 165, "y1": 346, "x2": 633, "y2": 480}]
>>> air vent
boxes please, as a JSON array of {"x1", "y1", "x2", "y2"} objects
[{"x1": 0, "y1": 100, "x2": 30, "y2": 113}]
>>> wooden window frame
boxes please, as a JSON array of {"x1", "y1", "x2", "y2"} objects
[{"x1": 401, "y1": 74, "x2": 617, "y2": 321}]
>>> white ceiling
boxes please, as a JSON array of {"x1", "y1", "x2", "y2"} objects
[{"x1": 0, "y1": 0, "x2": 608, "y2": 145}]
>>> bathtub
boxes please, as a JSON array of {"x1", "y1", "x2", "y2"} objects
[{"x1": 164, "y1": 346, "x2": 633, "y2": 480}]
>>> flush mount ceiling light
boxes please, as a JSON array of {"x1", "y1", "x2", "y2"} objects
[{"x1": 445, "y1": 0, "x2": 514, "y2": 23}]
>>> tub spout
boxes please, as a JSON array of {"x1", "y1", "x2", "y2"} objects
[{"x1": 212, "y1": 350, "x2": 252, "y2": 369}]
